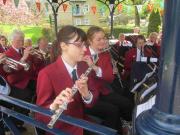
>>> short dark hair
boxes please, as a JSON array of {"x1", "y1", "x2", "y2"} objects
[
  {"x1": 135, "y1": 35, "x2": 146, "y2": 44},
  {"x1": 50, "y1": 25, "x2": 87, "y2": 62}
]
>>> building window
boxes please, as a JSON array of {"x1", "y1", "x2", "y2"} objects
[
  {"x1": 83, "y1": 18, "x2": 89, "y2": 25},
  {"x1": 75, "y1": 4, "x2": 80, "y2": 14},
  {"x1": 75, "y1": 18, "x2": 81, "y2": 25},
  {"x1": 83, "y1": 4, "x2": 89, "y2": 13}
]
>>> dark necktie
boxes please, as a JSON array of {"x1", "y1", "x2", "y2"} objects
[
  {"x1": 121, "y1": 41, "x2": 123, "y2": 46},
  {"x1": 93, "y1": 54, "x2": 98, "y2": 62},
  {"x1": 140, "y1": 47, "x2": 144, "y2": 57},
  {"x1": 72, "y1": 69, "x2": 78, "y2": 83},
  {"x1": 19, "y1": 49, "x2": 23, "y2": 56}
]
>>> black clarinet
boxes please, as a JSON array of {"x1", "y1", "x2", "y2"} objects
[{"x1": 47, "y1": 57, "x2": 99, "y2": 129}]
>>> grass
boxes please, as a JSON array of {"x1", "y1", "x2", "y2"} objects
[{"x1": 0, "y1": 24, "x2": 44, "y2": 45}]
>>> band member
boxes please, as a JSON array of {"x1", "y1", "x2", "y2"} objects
[
  {"x1": 123, "y1": 35, "x2": 153, "y2": 81},
  {"x1": 0, "y1": 35, "x2": 8, "y2": 53},
  {"x1": 83, "y1": 26, "x2": 133, "y2": 134},
  {"x1": 37, "y1": 37, "x2": 50, "y2": 62},
  {"x1": 116, "y1": 33, "x2": 133, "y2": 47},
  {"x1": 24, "y1": 38, "x2": 32, "y2": 48},
  {"x1": 146, "y1": 32, "x2": 160, "y2": 57},
  {"x1": 30, "y1": 37, "x2": 50, "y2": 81},
  {"x1": 0, "y1": 53, "x2": 7, "y2": 78},
  {"x1": 36, "y1": 26, "x2": 99, "y2": 135},
  {"x1": 3, "y1": 30, "x2": 33, "y2": 131}
]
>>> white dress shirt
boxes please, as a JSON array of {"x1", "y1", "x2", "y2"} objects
[
  {"x1": 89, "y1": 46, "x2": 102, "y2": 77},
  {"x1": 119, "y1": 40, "x2": 133, "y2": 47},
  {"x1": 12, "y1": 45, "x2": 20, "y2": 53},
  {"x1": 61, "y1": 56, "x2": 93, "y2": 104},
  {"x1": 136, "y1": 48, "x2": 141, "y2": 62}
]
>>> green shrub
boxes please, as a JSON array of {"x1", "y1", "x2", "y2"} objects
[
  {"x1": 148, "y1": 9, "x2": 161, "y2": 36},
  {"x1": 113, "y1": 27, "x2": 134, "y2": 38},
  {"x1": 41, "y1": 27, "x2": 55, "y2": 42}
]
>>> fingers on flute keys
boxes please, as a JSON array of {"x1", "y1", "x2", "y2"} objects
[{"x1": 54, "y1": 88, "x2": 74, "y2": 106}]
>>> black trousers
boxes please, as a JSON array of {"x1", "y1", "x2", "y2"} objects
[
  {"x1": 100, "y1": 92, "x2": 134, "y2": 121},
  {"x1": 85, "y1": 91, "x2": 134, "y2": 134},
  {"x1": 85, "y1": 100, "x2": 121, "y2": 130}
]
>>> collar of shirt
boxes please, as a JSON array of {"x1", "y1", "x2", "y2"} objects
[
  {"x1": 89, "y1": 46, "x2": 97, "y2": 55},
  {"x1": 146, "y1": 41, "x2": 154, "y2": 46},
  {"x1": 61, "y1": 56, "x2": 78, "y2": 79},
  {"x1": 12, "y1": 45, "x2": 20, "y2": 53},
  {"x1": 136, "y1": 48, "x2": 141, "y2": 62},
  {"x1": 0, "y1": 45, "x2": 6, "y2": 50}
]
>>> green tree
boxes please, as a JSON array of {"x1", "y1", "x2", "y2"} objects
[
  {"x1": 148, "y1": 9, "x2": 161, "y2": 35},
  {"x1": 124, "y1": 0, "x2": 147, "y2": 26}
]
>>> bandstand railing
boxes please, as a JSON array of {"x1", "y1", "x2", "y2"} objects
[{"x1": 0, "y1": 94, "x2": 118, "y2": 135}]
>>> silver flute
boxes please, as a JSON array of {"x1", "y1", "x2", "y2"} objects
[{"x1": 47, "y1": 57, "x2": 99, "y2": 129}]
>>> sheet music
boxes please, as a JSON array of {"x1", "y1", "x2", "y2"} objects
[{"x1": 136, "y1": 96, "x2": 156, "y2": 117}]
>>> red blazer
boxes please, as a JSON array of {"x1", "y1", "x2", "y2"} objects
[
  {"x1": 36, "y1": 56, "x2": 99, "y2": 135},
  {"x1": 0, "y1": 45, "x2": 6, "y2": 53},
  {"x1": 123, "y1": 48, "x2": 152, "y2": 80},
  {"x1": 85, "y1": 48, "x2": 114, "y2": 95},
  {"x1": 4, "y1": 47, "x2": 32, "y2": 89},
  {"x1": 31, "y1": 54, "x2": 47, "y2": 81},
  {"x1": 0, "y1": 45, "x2": 7, "y2": 78},
  {"x1": 145, "y1": 43, "x2": 160, "y2": 58}
]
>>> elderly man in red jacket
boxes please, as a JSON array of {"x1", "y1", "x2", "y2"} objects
[{"x1": 3, "y1": 30, "x2": 33, "y2": 131}]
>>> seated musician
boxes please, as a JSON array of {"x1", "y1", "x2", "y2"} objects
[
  {"x1": 37, "y1": 37, "x2": 50, "y2": 63},
  {"x1": 115, "y1": 33, "x2": 133, "y2": 47},
  {"x1": 0, "y1": 35, "x2": 8, "y2": 78},
  {"x1": 146, "y1": 32, "x2": 160, "y2": 57},
  {"x1": 36, "y1": 25, "x2": 99, "y2": 135},
  {"x1": 30, "y1": 37, "x2": 51, "y2": 86},
  {"x1": 0, "y1": 53, "x2": 7, "y2": 79},
  {"x1": 83, "y1": 26, "x2": 133, "y2": 134},
  {"x1": 123, "y1": 35, "x2": 153, "y2": 81},
  {"x1": 0, "y1": 35, "x2": 8, "y2": 52},
  {"x1": 2, "y1": 30, "x2": 33, "y2": 131},
  {"x1": 24, "y1": 38, "x2": 32, "y2": 48}
]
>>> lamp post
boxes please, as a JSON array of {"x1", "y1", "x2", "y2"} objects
[
  {"x1": 135, "y1": 0, "x2": 180, "y2": 134},
  {"x1": 46, "y1": 0, "x2": 60, "y2": 37},
  {"x1": 97, "y1": 0, "x2": 125, "y2": 38},
  {"x1": 109, "y1": 0, "x2": 115, "y2": 38}
]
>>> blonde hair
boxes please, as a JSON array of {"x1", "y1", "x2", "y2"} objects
[{"x1": 24, "y1": 38, "x2": 32, "y2": 47}]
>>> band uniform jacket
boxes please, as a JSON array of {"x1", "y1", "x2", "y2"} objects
[
  {"x1": 123, "y1": 47, "x2": 153, "y2": 80},
  {"x1": 0, "y1": 45, "x2": 8, "y2": 78},
  {"x1": 85, "y1": 48, "x2": 114, "y2": 96},
  {"x1": 36, "y1": 56, "x2": 99, "y2": 135},
  {"x1": 4, "y1": 47, "x2": 32, "y2": 89}
]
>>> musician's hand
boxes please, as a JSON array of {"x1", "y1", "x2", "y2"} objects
[
  {"x1": 83, "y1": 55, "x2": 99, "y2": 73},
  {"x1": 112, "y1": 61, "x2": 118, "y2": 74},
  {"x1": 21, "y1": 47, "x2": 31, "y2": 61},
  {"x1": 0, "y1": 53, "x2": 6, "y2": 62},
  {"x1": 50, "y1": 88, "x2": 74, "y2": 111},
  {"x1": 113, "y1": 67, "x2": 118, "y2": 74},
  {"x1": 83, "y1": 55, "x2": 93, "y2": 67},
  {"x1": 76, "y1": 75, "x2": 90, "y2": 100}
]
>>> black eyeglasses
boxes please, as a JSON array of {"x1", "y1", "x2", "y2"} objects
[{"x1": 65, "y1": 41, "x2": 85, "y2": 48}]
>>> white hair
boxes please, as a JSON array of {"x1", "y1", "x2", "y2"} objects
[{"x1": 10, "y1": 30, "x2": 25, "y2": 42}]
